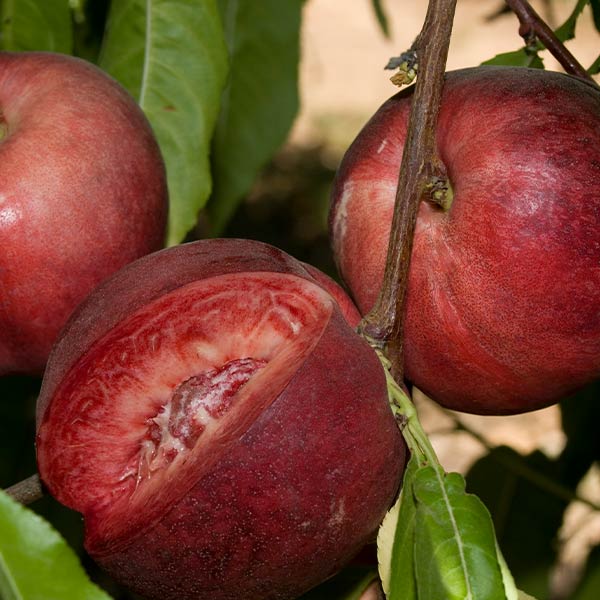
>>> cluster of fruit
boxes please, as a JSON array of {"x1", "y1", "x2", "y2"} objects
[{"x1": 1, "y1": 52, "x2": 598, "y2": 600}]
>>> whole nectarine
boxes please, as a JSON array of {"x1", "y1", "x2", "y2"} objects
[
  {"x1": 330, "y1": 66, "x2": 600, "y2": 414},
  {"x1": 0, "y1": 51, "x2": 167, "y2": 375}
]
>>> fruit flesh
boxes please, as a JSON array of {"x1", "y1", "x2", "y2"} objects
[
  {"x1": 330, "y1": 66, "x2": 600, "y2": 414},
  {"x1": 0, "y1": 51, "x2": 167, "y2": 375},
  {"x1": 36, "y1": 239, "x2": 406, "y2": 600},
  {"x1": 37, "y1": 273, "x2": 332, "y2": 531}
]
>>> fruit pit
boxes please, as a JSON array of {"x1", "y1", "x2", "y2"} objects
[{"x1": 139, "y1": 357, "x2": 267, "y2": 478}]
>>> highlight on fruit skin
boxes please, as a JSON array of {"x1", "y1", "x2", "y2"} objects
[
  {"x1": 0, "y1": 51, "x2": 168, "y2": 376},
  {"x1": 329, "y1": 65, "x2": 600, "y2": 415},
  {"x1": 36, "y1": 238, "x2": 406, "y2": 600}
]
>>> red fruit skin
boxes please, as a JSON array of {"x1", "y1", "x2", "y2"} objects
[
  {"x1": 36, "y1": 239, "x2": 405, "y2": 600},
  {"x1": 0, "y1": 51, "x2": 168, "y2": 376},
  {"x1": 301, "y1": 262, "x2": 362, "y2": 328},
  {"x1": 330, "y1": 66, "x2": 600, "y2": 415}
]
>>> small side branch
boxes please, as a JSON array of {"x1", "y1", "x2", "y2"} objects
[
  {"x1": 5, "y1": 473, "x2": 43, "y2": 505},
  {"x1": 505, "y1": 0, "x2": 597, "y2": 85}
]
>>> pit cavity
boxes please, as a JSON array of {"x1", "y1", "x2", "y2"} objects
[{"x1": 138, "y1": 357, "x2": 267, "y2": 479}]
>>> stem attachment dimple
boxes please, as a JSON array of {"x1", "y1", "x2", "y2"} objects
[{"x1": 427, "y1": 176, "x2": 453, "y2": 210}]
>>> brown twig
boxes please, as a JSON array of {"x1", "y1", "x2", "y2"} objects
[
  {"x1": 359, "y1": 0, "x2": 458, "y2": 380},
  {"x1": 4, "y1": 473, "x2": 43, "y2": 505},
  {"x1": 504, "y1": 0, "x2": 597, "y2": 85}
]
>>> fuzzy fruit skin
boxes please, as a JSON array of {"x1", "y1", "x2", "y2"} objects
[
  {"x1": 0, "y1": 51, "x2": 168, "y2": 376},
  {"x1": 36, "y1": 239, "x2": 405, "y2": 600},
  {"x1": 330, "y1": 66, "x2": 600, "y2": 415}
]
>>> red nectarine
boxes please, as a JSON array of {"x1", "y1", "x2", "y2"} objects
[{"x1": 330, "y1": 66, "x2": 600, "y2": 414}]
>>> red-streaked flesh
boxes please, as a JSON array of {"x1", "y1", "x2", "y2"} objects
[{"x1": 37, "y1": 273, "x2": 332, "y2": 538}]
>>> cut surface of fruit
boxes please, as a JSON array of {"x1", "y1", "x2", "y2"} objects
[{"x1": 36, "y1": 272, "x2": 333, "y2": 540}]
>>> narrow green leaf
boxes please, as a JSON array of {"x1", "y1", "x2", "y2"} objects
[
  {"x1": 554, "y1": 0, "x2": 588, "y2": 42},
  {"x1": 208, "y1": 0, "x2": 302, "y2": 234},
  {"x1": 466, "y1": 447, "x2": 569, "y2": 598},
  {"x1": 496, "y1": 541, "x2": 520, "y2": 600},
  {"x1": 483, "y1": 0, "x2": 591, "y2": 70},
  {"x1": 482, "y1": 49, "x2": 544, "y2": 69},
  {"x1": 371, "y1": 0, "x2": 390, "y2": 38},
  {"x1": 588, "y1": 54, "x2": 600, "y2": 75},
  {"x1": 377, "y1": 352, "x2": 515, "y2": 600},
  {"x1": 413, "y1": 468, "x2": 506, "y2": 600},
  {"x1": 378, "y1": 455, "x2": 418, "y2": 600},
  {"x1": 0, "y1": 0, "x2": 72, "y2": 52},
  {"x1": 518, "y1": 592, "x2": 538, "y2": 600},
  {"x1": 0, "y1": 490, "x2": 111, "y2": 600},
  {"x1": 591, "y1": 0, "x2": 600, "y2": 33},
  {"x1": 99, "y1": 0, "x2": 229, "y2": 245}
]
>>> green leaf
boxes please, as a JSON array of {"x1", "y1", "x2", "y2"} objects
[
  {"x1": 371, "y1": 0, "x2": 390, "y2": 38},
  {"x1": 496, "y1": 541, "x2": 521, "y2": 600},
  {"x1": 554, "y1": 0, "x2": 588, "y2": 42},
  {"x1": 208, "y1": 0, "x2": 302, "y2": 234},
  {"x1": 377, "y1": 353, "x2": 515, "y2": 600},
  {"x1": 517, "y1": 592, "x2": 538, "y2": 600},
  {"x1": 378, "y1": 455, "x2": 418, "y2": 600},
  {"x1": 0, "y1": 0, "x2": 73, "y2": 52},
  {"x1": 99, "y1": 0, "x2": 229, "y2": 245},
  {"x1": 589, "y1": 53, "x2": 600, "y2": 75},
  {"x1": 591, "y1": 0, "x2": 600, "y2": 33},
  {"x1": 482, "y1": 49, "x2": 544, "y2": 69},
  {"x1": 413, "y1": 468, "x2": 506, "y2": 600},
  {"x1": 299, "y1": 566, "x2": 377, "y2": 600},
  {"x1": 0, "y1": 490, "x2": 111, "y2": 600},
  {"x1": 483, "y1": 0, "x2": 590, "y2": 69}
]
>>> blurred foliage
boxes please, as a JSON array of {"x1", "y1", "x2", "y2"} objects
[
  {"x1": 207, "y1": 0, "x2": 303, "y2": 235},
  {"x1": 220, "y1": 144, "x2": 338, "y2": 278}
]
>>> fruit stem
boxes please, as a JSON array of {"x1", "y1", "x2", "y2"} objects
[
  {"x1": 4, "y1": 473, "x2": 43, "y2": 505},
  {"x1": 377, "y1": 351, "x2": 442, "y2": 473},
  {"x1": 505, "y1": 0, "x2": 598, "y2": 85},
  {"x1": 359, "y1": 0, "x2": 457, "y2": 381}
]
